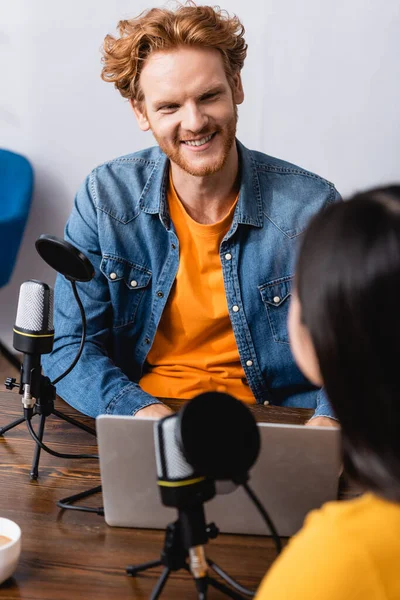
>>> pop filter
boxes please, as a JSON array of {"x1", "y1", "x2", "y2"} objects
[
  {"x1": 177, "y1": 392, "x2": 260, "y2": 482},
  {"x1": 35, "y1": 234, "x2": 94, "y2": 282}
]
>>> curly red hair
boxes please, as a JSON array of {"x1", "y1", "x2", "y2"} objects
[{"x1": 101, "y1": 1, "x2": 247, "y2": 102}]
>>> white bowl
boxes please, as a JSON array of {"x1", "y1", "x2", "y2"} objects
[{"x1": 0, "y1": 518, "x2": 21, "y2": 586}]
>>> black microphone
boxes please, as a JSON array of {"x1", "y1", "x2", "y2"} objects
[
  {"x1": 154, "y1": 392, "x2": 260, "y2": 593},
  {"x1": 13, "y1": 280, "x2": 54, "y2": 410},
  {"x1": 1, "y1": 238, "x2": 97, "y2": 482},
  {"x1": 132, "y1": 394, "x2": 280, "y2": 598},
  {"x1": 155, "y1": 412, "x2": 214, "y2": 586}
]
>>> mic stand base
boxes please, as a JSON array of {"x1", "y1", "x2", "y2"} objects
[
  {"x1": 126, "y1": 519, "x2": 248, "y2": 600},
  {"x1": 1, "y1": 376, "x2": 96, "y2": 480}
]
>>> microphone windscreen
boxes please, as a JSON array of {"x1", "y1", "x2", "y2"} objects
[
  {"x1": 178, "y1": 392, "x2": 260, "y2": 482},
  {"x1": 36, "y1": 235, "x2": 95, "y2": 282},
  {"x1": 15, "y1": 280, "x2": 54, "y2": 332}
]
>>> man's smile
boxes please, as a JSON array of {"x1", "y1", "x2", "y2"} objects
[{"x1": 181, "y1": 132, "x2": 217, "y2": 149}]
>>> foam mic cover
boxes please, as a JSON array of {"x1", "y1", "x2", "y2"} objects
[{"x1": 13, "y1": 280, "x2": 54, "y2": 355}]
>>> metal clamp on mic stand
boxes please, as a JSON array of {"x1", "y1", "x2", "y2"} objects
[
  {"x1": 126, "y1": 392, "x2": 279, "y2": 600},
  {"x1": 1, "y1": 235, "x2": 98, "y2": 480}
]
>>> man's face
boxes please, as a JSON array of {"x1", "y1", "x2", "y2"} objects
[{"x1": 132, "y1": 46, "x2": 244, "y2": 177}]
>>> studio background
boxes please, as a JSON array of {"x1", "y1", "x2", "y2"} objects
[{"x1": 1, "y1": 0, "x2": 399, "y2": 349}]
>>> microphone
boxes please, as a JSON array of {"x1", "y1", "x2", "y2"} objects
[
  {"x1": 153, "y1": 392, "x2": 260, "y2": 594},
  {"x1": 2, "y1": 235, "x2": 97, "y2": 482},
  {"x1": 129, "y1": 393, "x2": 279, "y2": 598},
  {"x1": 130, "y1": 392, "x2": 281, "y2": 600},
  {"x1": 13, "y1": 280, "x2": 54, "y2": 411},
  {"x1": 154, "y1": 411, "x2": 215, "y2": 587}
]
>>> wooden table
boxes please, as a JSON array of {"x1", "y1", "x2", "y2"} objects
[{"x1": 0, "y1": 390, "x2": 352, "y2": 599}]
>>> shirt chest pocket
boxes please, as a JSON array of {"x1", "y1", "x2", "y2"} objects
[
  {"x1": 258, "y1": 276, "x2": 293, "y2": 344},
  {"x1": 100, "y1": 256, "x2": 152, "y2": 328}
]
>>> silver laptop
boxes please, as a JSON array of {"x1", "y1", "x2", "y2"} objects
[{"x1": 96, "y1": 416, "x2": 340, "y2": 537}]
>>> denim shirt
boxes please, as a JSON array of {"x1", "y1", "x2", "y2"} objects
[{"x1": 43, "y1": 140, "x2": 340, "y2": 418}]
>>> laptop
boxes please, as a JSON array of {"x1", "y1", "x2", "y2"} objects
[{"x1": 96, "y1": 415, "x2": 340, "y2": 537}]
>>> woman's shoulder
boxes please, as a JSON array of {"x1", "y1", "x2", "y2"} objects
[
  {"x1": 255, "y1": 494, "x2": 400, "y2": 600},
  {"x1": 307, "y1": 492, "x2": 400, "y2": 537}
]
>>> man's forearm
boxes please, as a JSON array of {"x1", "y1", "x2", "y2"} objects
[{"x1": 43, "y1": 342, "x2": 161, "y2": 417}]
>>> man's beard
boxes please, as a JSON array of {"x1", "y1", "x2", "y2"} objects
[{"x1": 152, "y1": 109, "x2": 238, "y2": 177}]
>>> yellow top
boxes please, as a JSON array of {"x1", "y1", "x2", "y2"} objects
[
  {"x1": 140, "y1": 175, "x2": 255, "y2": 403},
  {"x1": 256, "y1": 492, "x2": 400, "y2": 600}
]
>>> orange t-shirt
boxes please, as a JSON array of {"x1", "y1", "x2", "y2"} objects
[{"x1": 139, "y1": 176, "x2": 255, "y2": 404}]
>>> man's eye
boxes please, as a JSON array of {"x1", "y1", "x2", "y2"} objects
[
  {"x1": 202, "y1": 93, "x2": 219, "y2": 101},
  {"x1": 159, "y1": 105, "x2": 179, "y2": 113}
]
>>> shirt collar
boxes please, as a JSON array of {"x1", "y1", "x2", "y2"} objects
[{"x1": 139, "y1": 140, "x2": 263, "y2": 229}]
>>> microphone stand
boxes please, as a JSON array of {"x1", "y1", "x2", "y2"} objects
[
  {"x1": 126, "y1": 506, "x2": 251, "y2": 600},
  {"x1": 1, "y1": 374, "x2": 96, "y2": 480},
  {"x1": 0, "y1": 280, "x2": 96, "y2": 480}
]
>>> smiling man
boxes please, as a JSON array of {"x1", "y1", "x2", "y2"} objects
[{"x1": 43, "y1": 3, "x2": 340, "y2": 426}]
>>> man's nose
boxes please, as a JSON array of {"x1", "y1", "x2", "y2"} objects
[{"x1": 181, "y1": 103, "x2": 208, "y2": 133}]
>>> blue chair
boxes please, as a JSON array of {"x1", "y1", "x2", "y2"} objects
[{"x1": 0, "y1": 149, "x2": 34, "y2": 287}]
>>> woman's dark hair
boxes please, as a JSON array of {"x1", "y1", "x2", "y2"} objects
[{"x1": 296, "y1": 185, "x2": 400, "y2": 501}]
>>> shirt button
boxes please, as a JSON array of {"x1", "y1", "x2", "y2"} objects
[
  {"x1": 145, "y1": 337, "x2": 151, "y2": 345},
  {"x1": 171, "y1": 243, "x2": 176, "y2": 250},
  {"x1": 263, "y1": 400, "x2": 270, "y2": 406},
  {"x1": 232, "y1": 305, "x2": 239, "y2": 313},
  {"x1": 157, "y1": 291, "x2": 164, "y2": 298},
  {"x1": 110, "y1": 272, "x2": 117, "y2": 280},
  {"x1": 246, "y1": 360, "x2": 253, "y2": 367},
  {"x1": 130, "y1": 280, "x2": 138, "y2": 288},
  {"x1": 273, "y1": 296, "x2": 280, "y2": 304},
  {"x1": 225, "y1": 253, "x2": 232, "y2": 261}
]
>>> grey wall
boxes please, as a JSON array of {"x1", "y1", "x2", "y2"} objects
[{"x1": 1, "y1": 0, "x2": 399, "y2": 349}]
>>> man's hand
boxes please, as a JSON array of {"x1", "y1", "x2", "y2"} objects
[
  {"x1": 306, "y1": 416, "x2": 340, "y2": 428},
  {"x1": 134, "y1": 403, "x2": 174, "y2": 419}
]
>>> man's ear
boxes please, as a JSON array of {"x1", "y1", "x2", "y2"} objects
[
  {"x1": 130, "y1": 99, "x2": 150, "y2": 131},
  {"x1": 232, "y1": 72, "x2": 244, "y2": 105}
]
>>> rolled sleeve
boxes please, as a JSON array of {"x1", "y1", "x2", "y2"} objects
[{"x1": 310, "y1": 388, "x2": 338, "y2": 421}]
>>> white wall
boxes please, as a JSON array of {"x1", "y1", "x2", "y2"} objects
[{"x1": 1, "y1": 0, "x2": 399, "y2": 349}]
